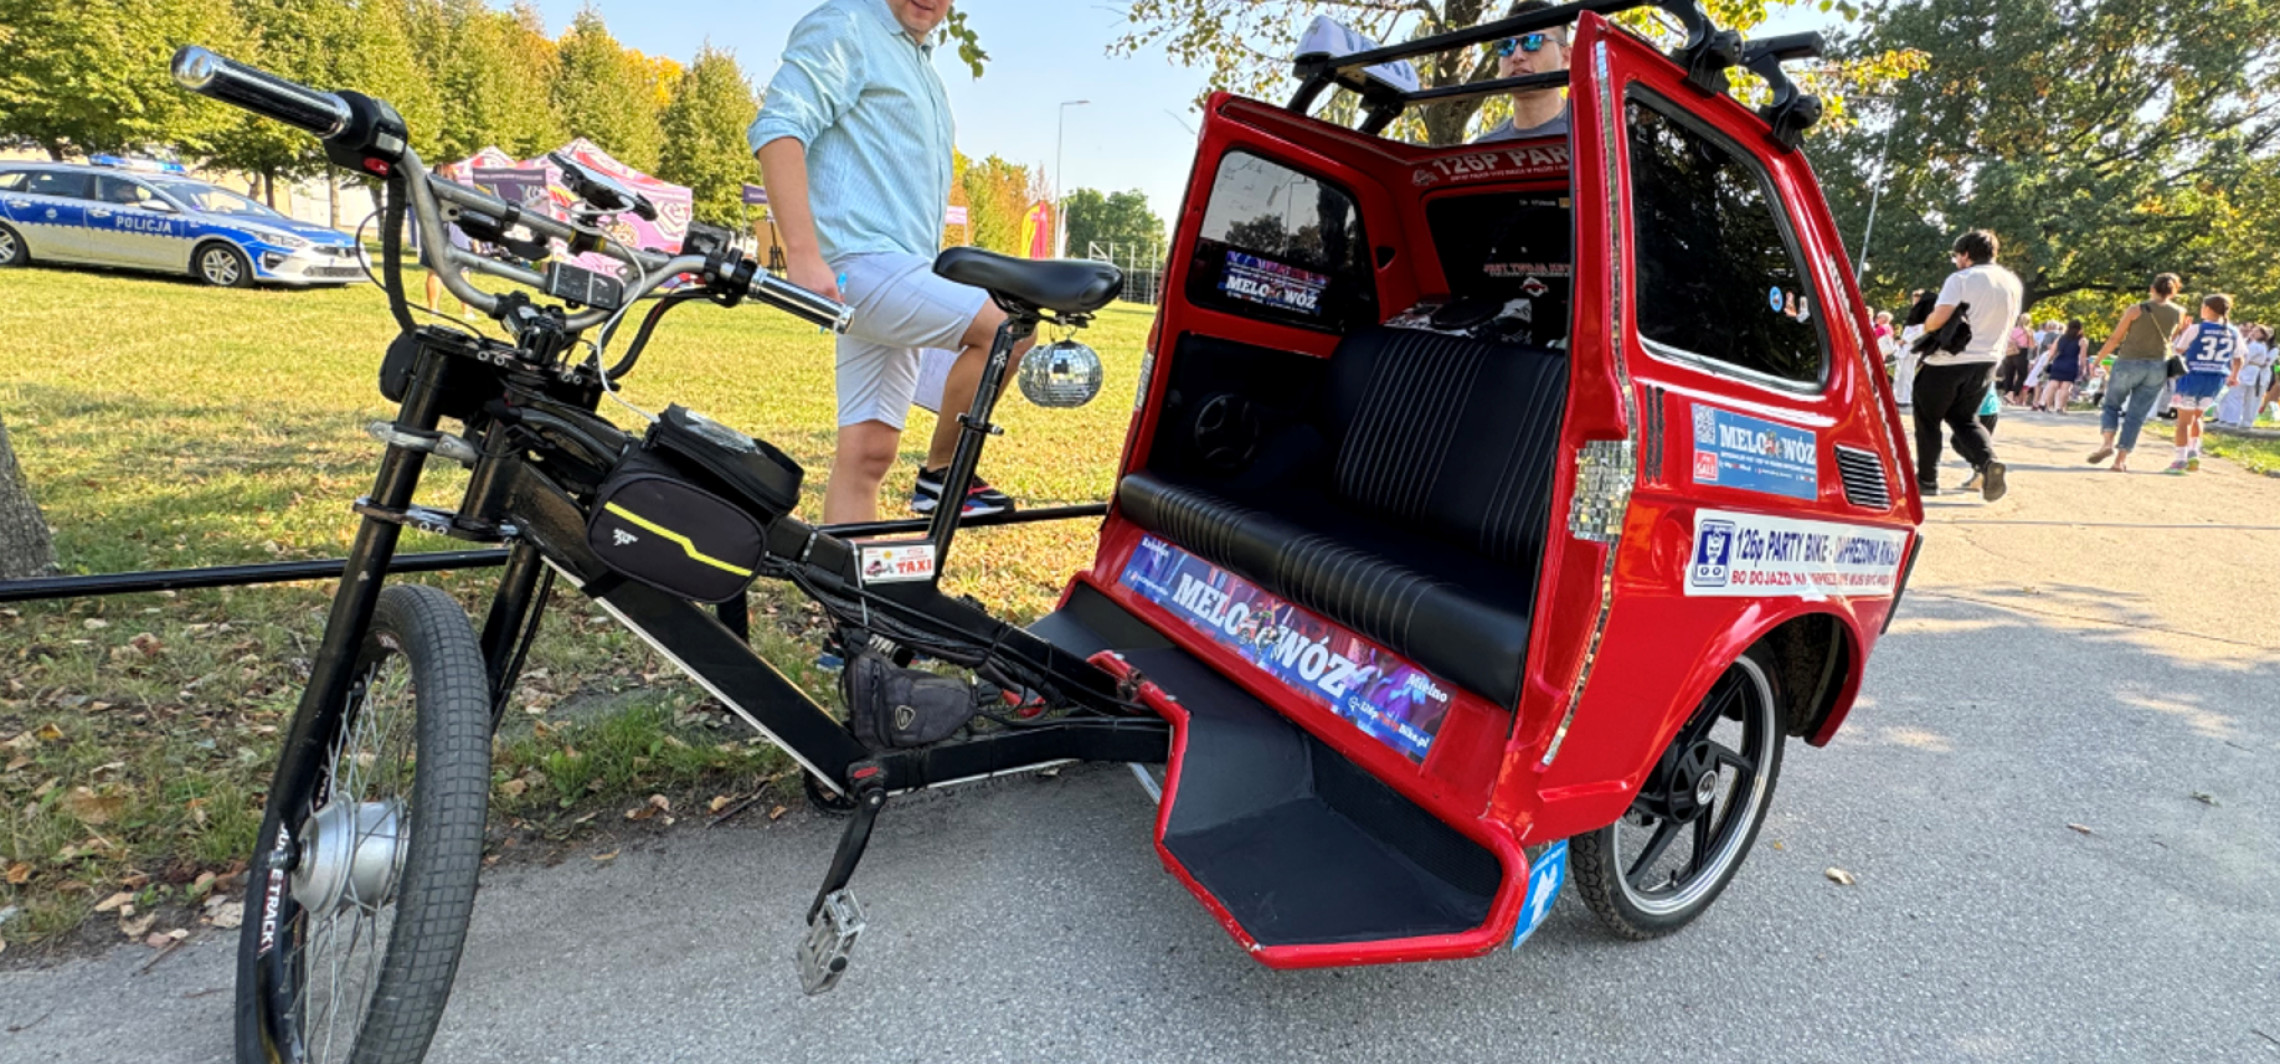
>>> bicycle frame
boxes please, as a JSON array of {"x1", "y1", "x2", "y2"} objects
[{"x1": 286, "y1": 320, "x2": 1166, "y2": 811}]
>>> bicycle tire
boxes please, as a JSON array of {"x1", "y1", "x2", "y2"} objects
[{"x1": 235, "y1": 584, "x2": 492, "y2": 1064}]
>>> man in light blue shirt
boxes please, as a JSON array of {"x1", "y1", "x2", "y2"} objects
[{"x1": 751, "y1": 0, "x2": 1025, "y2": 522}]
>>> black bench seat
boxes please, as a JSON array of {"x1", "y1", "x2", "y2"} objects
[{"x1": 1116, "y1": 326, "x2": 1568, "y2": 708}]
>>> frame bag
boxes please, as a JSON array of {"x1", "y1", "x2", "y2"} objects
[{"x1": 584, "y1": 406, "x2": 803, "y2": 603}]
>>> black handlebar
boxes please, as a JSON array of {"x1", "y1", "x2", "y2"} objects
[{"x1": 172, "y1": 46, "x2": 351, "y2": 139}]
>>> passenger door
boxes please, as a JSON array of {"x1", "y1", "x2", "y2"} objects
[
  {"x1": 89, "y1": 175, "x2": 192, "y2": 270},
  {"x1": 12, "y1": 169, "x2": 95, "y2": 262},
  {"x1": 1530, "y1": 15, "x2": 1906, "y2": 784}
]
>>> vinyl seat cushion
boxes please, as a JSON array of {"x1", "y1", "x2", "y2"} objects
[{"x1": 1116, "y1": 326, "x2": 1568, "y2": 708}]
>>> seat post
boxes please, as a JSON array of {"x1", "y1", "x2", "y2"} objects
[{"x1": 924, "y1": 310, "x2": 1038, "y2": 567}]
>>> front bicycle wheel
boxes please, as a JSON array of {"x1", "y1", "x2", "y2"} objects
[{"x1": 236, "y1": 584, "x2": 492, "y2": 1064}]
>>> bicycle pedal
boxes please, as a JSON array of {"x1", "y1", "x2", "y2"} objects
[{"x1": 795, "y1": 889, "x2": 866, "y2": 995}]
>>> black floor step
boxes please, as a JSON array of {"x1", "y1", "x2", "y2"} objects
[{"x1": 1120, "y1": 646, "x2": 1502, "y2": 947}]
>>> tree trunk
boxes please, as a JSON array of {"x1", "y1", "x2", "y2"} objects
[
  {"x1": 328, "y1": 171, "x2": 341, "y2": 229},
  {"x1": 0, "y1": 413, "x2": 57, "y2": 581},
  {"x1": 262, "y1": 170, "x2": 277, "y2": 209}
]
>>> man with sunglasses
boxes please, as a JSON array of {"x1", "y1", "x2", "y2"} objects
[{"x1": 1473, "y1": 0, "x2": 1571, "y2": 144}]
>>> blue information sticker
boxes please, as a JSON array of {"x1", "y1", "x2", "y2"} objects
[
  {"x1": 1768, "y1": 285, "x2": 1784, "y2": 311},
  {"x1": 1512, "y1": 839, "x2": 1568, "y2": 950},
  {"x1": 1690, "y1": 405, "x2": 1819, "y2": 501}
]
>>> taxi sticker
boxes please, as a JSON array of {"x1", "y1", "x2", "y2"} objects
[
  {"x1": 1512, "y1": 839, "x2": 1568, "y2": 949},
  {"x1": 858, "y1": 541, "x2": 936, "y2": 585},
  {"x1": 1687, "y1": 509, "x2": 1909, "y2": 599},
  {"x1": 1691, "y1": 405, "x2": 1817, "y2": 500}
]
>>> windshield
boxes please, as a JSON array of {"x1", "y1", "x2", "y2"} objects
[{"x1": 156, "y1": 182, "x2": 287, "y2": 220}]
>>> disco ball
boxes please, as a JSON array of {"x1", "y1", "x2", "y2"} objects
[{"x1": 1017, "y1": 339, "x2": 1105, "y2": 408}]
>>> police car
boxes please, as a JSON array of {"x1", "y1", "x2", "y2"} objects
[{"x1": 0, "y1": 161, "x2": 362, "y2": 287}]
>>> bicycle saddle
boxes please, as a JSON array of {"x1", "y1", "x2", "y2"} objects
[{"x1": 934, "y1": 247, "x2": 1124, "y2": 316}]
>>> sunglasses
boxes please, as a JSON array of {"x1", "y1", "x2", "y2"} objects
[{"x1": 1494, "y1": 33, "x2": 1558, "y2": 57}]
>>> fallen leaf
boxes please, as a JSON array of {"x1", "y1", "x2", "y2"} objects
[
  {"x1": 647, "y1": 794, "x2": 671, "y2": 814},
  {"x1": 208, "y1": 902, "x2": 244, "y2": 930},
  {"x1": 2066, "y1": 823, "x2": 2094, "y2": 835},
  {"x1": 121, "y1": 872, "x2": 150, "y2": 889},
  {"x1": 708, "y1": 795, "x2": 731, "y2": 814},
  {"x1": 3, "y1": 863, "x2": 29, "y2": 885},
  {"x1": 5, "y1": 755, "x2": 29, "y2": 772},
  {"x1": 767, "y1": 804, "x2": 787, "y2": 821},
  {"x1": 35, "y1": 723, "x2": 62, "y2": 742},
  {"x1": 83, "y1": 618, "x2": 110, "y2": 631},
  {"x1": 189, "y1": 871, "x2": 216, "y2": 898},
  {"x1": 166, "y1": 928, "x2": 189, "y2": 941},
  {"x1": 2190, "y1": 791, "x2": 2220, "y2": 807},
  {"x1": 1824, "y1": 867, "x2": 1856, "y2": 886},
  {"x1": 94, "y1": 891, "x2": 135, "y2": 914},
  {"x1": 1769, "y1": 840, "x2": 1785, "y2": 851},
  {"x1": 143, "y1": 932, "x2": 173, "y2": 949},
  {"x1": 591, "y1": 850, "x2": 619, "y2": 862},
  {"x1": 121, "y1": 913, "x2": 156, "y2": 937},
  {"x1": 62, "y1": 787, "x2": 127, "y2": 826},
  {"x1": 499, "y1": 778, "x2": 527, "y2": 798}
]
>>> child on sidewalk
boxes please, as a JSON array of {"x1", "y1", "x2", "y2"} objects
[{"x1": 2165, "y1": 293, "x2": 2247, "y2": 474}]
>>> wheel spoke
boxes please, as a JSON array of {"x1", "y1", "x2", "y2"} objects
[
  {"x1": 1689, "y1": 807, "x2": 1713, "y2": 877},
  {"x1": 1627, "y1": 818, "x2": 1683, "y2": 889},
  {"x1": 1708, "y1": 742, "x2": 1755, "y2": 776}
]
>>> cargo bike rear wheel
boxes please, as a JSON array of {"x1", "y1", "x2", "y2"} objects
[{"x1": 236, "y1": 585, "x2": 492, "y2": 1064}]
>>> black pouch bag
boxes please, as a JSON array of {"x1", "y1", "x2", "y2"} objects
[
  {"x1": 586, "y1": 449, "x2": 765, "y2": 603},
  {"x1": 843, "y1": 653, "x2": 976, "y2": 750}
]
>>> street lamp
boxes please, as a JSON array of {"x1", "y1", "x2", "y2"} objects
[{"x1": 1055, "y1": 99, "x2": 1090, "y2": 259}]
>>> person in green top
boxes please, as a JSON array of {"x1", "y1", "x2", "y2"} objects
[{"x1": 2087, "y1": 273, "x2": 2189, "y2": 472}]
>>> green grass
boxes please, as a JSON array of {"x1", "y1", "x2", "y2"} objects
[
  {"x1": 2205, "y1": 430, "x2": 2280, "y2": 474},
  {"x1": 0, "y1": 265, "x2": 1152, "y2": 949}
]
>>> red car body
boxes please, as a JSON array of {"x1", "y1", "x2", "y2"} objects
[{"x1": 1056, "y1": 13, "x2": 1922, "y2": 967}]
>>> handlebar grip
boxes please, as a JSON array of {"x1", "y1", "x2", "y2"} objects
[
  {"x1": 172, "y1": 46, "x2": 351, "y2": 139},
  {"x1": 749, "y1": 272, "x2": 853, "y2": 332}
]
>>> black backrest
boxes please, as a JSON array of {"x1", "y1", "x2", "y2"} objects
[{"x1": 1324, "y1": 327, "x2": 1569, "y2": 572}]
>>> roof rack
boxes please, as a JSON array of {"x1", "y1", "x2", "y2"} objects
[{"x1": 1287, "y1": 0, "x2": 1825, "y2": 150}]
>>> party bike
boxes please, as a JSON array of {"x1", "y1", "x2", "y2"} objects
[{"x1": 171, "y1": 0, "x2": 1922, "y2": 1060}]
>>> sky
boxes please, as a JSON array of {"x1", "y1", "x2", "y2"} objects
[{"x1": 530, "y1": 0, "x2": 1846, "y2": 228}]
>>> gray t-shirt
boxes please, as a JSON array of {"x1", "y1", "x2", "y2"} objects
[
  {"x1": 1473, "y1": 104, "x2": 1569, "y2": 144},
  {"x1": 1927, "y1": 263, "x2": 2024, "y2": 366}
]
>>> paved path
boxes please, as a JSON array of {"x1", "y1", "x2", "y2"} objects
[{"x1": 6, "y1": 412, "x2": 2277, "y2": 1063}]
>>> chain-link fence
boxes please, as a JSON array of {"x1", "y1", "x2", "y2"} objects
[{"x1": 1086, "y1": 241, "x2": 1168, "y2": 305}]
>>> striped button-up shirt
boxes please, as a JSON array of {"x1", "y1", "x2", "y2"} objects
[{"x1": 747, "y1": 0, "x2": 955, "y2": 263}]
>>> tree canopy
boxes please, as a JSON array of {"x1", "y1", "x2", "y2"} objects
[
  {"x1": 1819, "y1": 0, "x2": 2280, "y2": 319},
  {"x1": 0, "y1": 0, "x2": 239, "y2": 159},
  {"x1": 552, "y1": 7, "x2": 665, "y2": 172},
  {"x1": 1064, "y1": 188, "x2": 1166, "y2": 259},
  {"x1": 658, "y1": 43, "x2": 760, "y2": 229}
]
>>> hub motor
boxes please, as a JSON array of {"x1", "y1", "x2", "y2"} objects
[{"x1": 290, "y1": 799, "x2": 406, "y2": 912}]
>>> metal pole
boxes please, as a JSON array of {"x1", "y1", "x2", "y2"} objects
[
  {"x1": 1055, "y1": 100, "x2": 1090, "y2": 258},
  {"x1": 0, "y1": 505, "x2": 1112, "y2": 604},
  {"x1": 1857, "y1": 105, "x2": 1898, "y2": 279}
]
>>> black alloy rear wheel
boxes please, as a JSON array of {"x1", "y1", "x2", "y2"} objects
[
  {"x1": 235, "y1": 585, "x2": 492, "y2": 1064},
  {"x1": 1570, "y1": 647, "x2": 1785, "y2": 940}
]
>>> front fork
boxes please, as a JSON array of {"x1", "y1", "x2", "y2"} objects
[{"x1": 266, "y1": 353, "x2": 451, "y2": 823}]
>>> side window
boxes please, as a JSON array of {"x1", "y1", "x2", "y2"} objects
[
  {"x1": 25, "y1": 170, "x2": 94, "y2": 200},
  {"x1": 0, "y1": 171, "x2": 25, "y2": 191},
  {"x1": 1625, "y1": 93, "x2": 1827, "y2": 388},
  {"x1": 95, "y1": 176, "x2": 157, "y2": 207},
  {"x1": 1186, "y1": 152, "x2": 1374, "y2": 332}
]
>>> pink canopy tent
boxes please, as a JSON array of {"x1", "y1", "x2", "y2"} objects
[{"x1": 433, "y1": 139, "x2": 695, "y2": 281}]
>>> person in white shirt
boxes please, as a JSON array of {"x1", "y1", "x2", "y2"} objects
[
  {"x1": 2219, "y1": 323, "x2": 2274, "y2": 427},
  {"x1": 1912, "y1": 230, "x2": 2023, "y2": 501}
]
